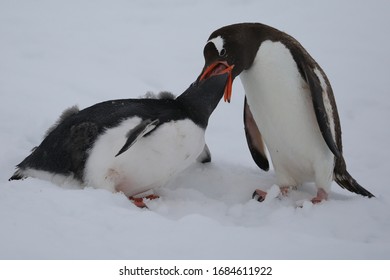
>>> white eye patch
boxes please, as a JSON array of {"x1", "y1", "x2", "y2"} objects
[{"x1": 207, "y1": 35, "x2": 225, "y2": 56}]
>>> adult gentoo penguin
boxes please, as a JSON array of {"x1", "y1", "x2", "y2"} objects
[
  {"x1": 9, "y1": 73, "x2": 231, "y2": 207},
  {"x1": 198, "y1": 22, "x2": 374, "y2": 203}
]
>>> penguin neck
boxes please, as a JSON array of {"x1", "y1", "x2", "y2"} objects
[{"x1": 176, "y1": 84, "x2": 224, "y2": 128}]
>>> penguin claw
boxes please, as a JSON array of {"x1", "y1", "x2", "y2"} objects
[
  {"x1": 129, "y1": 194, "x2": 159, "y2": 208},
  {"x1": 252, "y1": 189, "x2": 267, "y2": 202}
]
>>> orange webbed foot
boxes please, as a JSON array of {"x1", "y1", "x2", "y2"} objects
[
  {"x1": 129, "y1": 194, "x2": 159, "y2": 208},
  {"x1": 311, "y1": 188, "x2": 328, "y2": 204},
  {"x1": 252, "y1": 189, "x2": 268, "y2": 202}
]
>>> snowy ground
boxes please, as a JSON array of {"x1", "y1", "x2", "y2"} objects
[{"x1": 1, "y1": 0, "x2": 390, "y2": 259}]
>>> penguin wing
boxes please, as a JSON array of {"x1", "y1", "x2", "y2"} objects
[
  {"x1": 243, "y1": 97, "x2": 269, "y2": 171},
  {"x1": 115, "y1": 119, "x2": 160, "y2": 157},
  {"x1": 298, "y1": 60, "x2": 341, "y2": 158}
]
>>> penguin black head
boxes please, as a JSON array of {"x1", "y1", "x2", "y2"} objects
[
  {"x1": 198, "y1": 23, "x2": 282, "y2": 102},
  {"x1": 177, "y1": 72, "x2": 230, "y2": 128}
]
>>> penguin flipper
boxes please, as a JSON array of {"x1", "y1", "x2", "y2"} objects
[
  {"x1": 298, "y1": 59, "x2": 341, "y2": 158},
  {"x1": 115, "y1": 119, "x2": 159, "y2": 157},
  {"x1": 296, "y1": 55, "x2": 375, "y2": 198},
  {"x1": 243, "y1": 97, "x2": 269, "y2": 171},
  {"x1": 197, "y1": 144, "x2": 211, "y2": 163}
]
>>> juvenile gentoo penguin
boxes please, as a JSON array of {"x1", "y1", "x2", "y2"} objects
[
  {"x1": 198, "y1": 23, "x2": 374, "y2": 203},
  {"x1": 9, "y1": 73, "x2": 231, "y2": 207}
]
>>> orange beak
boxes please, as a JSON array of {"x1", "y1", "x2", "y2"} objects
[{"x1": 199, "y1": 61, "x2": 234, "y2": 103}]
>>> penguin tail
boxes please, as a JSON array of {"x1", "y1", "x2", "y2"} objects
[
  {"x1": 9, "y1": 169, "x2": 26, "y2": 181},
  {"x1": 334, "y1": 170, "x2": 374, "y2": 198}
]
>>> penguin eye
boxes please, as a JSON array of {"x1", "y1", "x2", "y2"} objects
[{"x1": 219, "y1": 48, "x2": 226, "y2": 57}]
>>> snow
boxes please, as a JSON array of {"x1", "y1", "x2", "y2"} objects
[{"x1": 1, "y1": 0, "x2": 390, "y2": 259}]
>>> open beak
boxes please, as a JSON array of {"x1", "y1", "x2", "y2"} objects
[{"x1": 199, "y1": 61, "x2": 234, "y2": 103}]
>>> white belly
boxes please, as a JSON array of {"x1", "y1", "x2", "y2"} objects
[
  {"x1": 84, "y1": 117, "x2": 205, "y2": 196},
  {"x1": 240, "y1": 41, "x2": 334, "y2": 190}
]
